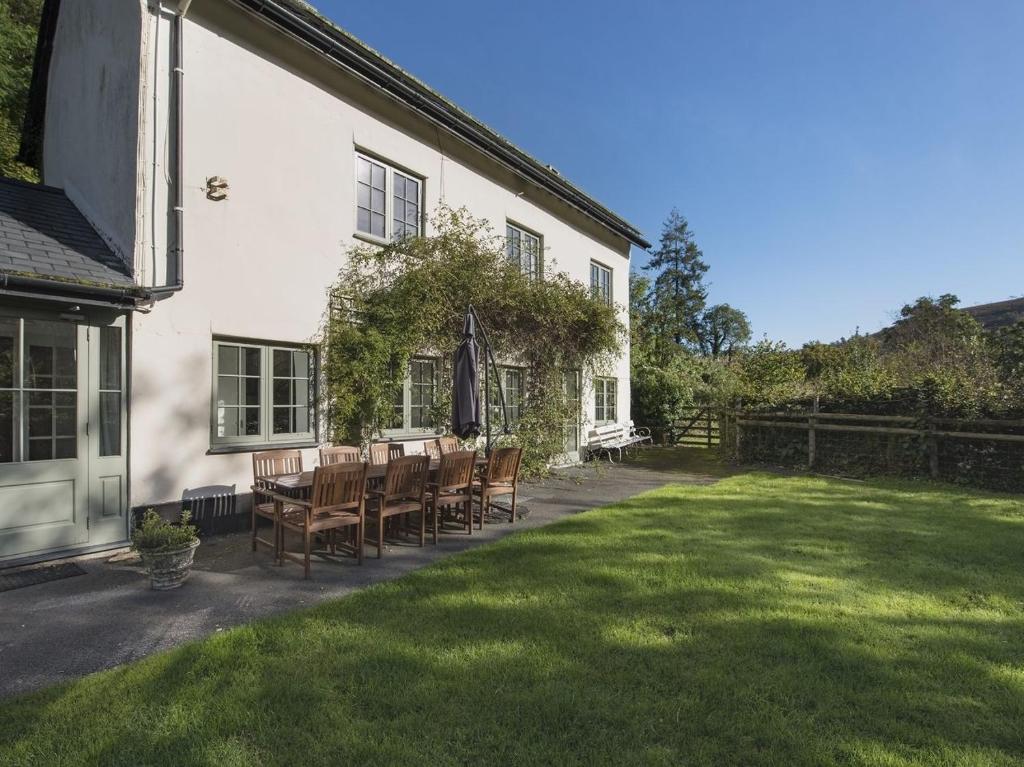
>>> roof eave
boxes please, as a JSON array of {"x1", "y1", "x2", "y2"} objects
[{"x1": 226, "y1": 0, "x2": 651, "y2": 250}]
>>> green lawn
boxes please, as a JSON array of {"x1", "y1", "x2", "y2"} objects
[{"x1": 3, "y1": 473, "x2": 1024, "y2": 766}]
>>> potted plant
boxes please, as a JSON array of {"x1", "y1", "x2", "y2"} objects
[{"x1": 131, "y1": 509, "x2": 200, "y2": 590}]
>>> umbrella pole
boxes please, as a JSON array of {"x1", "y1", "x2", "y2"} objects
[{"x1": 483, "y1": 333, "x2": 491, "y2": 456}]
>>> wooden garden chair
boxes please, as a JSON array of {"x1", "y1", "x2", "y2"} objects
[
  {"x1": 365, "y1": 454, "x2": 429, "y2": 556},
  {"x1": 438, "y1": 436, "x2": 459, "y2": 454},
  {"x1": 426, "y1": 449, "x2": 478, "y2": 542},
  {"x1": 424, "y1": 438, "x2": 442, "y2": 461},
  {"x1": 320, "y1": 445, "x2": 361, "y2": 465},
  {"x1": 250, "y1": 449, "x2": 302, "y2": 558},
  {"x1": 472, "y1": 447, "x2": 523, "y2": 527},
  {"x1": 369, "y1": 441, "x2": 405, "y2": 465},
  {"x1": 275, "y1": 461, "x2": 369, "y2": 579}
]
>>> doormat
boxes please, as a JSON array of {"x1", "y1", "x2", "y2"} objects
[{"x1": 0, "y1": 562, "x2": 87, "y2": 593}]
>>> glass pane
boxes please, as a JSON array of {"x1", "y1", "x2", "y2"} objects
[
  {"x1": 28, "y1": 439, "x2": 52, "y2": 461},
  {"x1": 244, "y1": 407, "x2": 260, "y2": 436},
  {"x1": 357, "y1": 208, "x2": 371, "y2": 233},
  {"x1": 273, "y1": 379, "x2": 291, "y2": 406},
  {"x1": 29, "y1": 406, "x2": 51, "y2": 436},
  {"x1": 370, "y1": 162, "x2": 385, "y2": 190},
  {"x1": 217, "y1": 376, "x2": 239, "y2": 406},
  {"x1": 244, "y1": 377, "x2": 260, "y2": 406},
  {"x1": 99, "y1": 391, "x2": 121, "y2": 456},
  {"x1": 393, "y1": 174, "x2": 405, "y2": 198},
  {"x1": 243, "y1": 347, "x2": 261, "y2": 376},
  {"x1": 294, "y1": 379, "x2": 309, "y2": 407},
  {"x1": 55, "y1": 438, "x2": 76, "y2": 459},
  {"x1": 218, "y1": 345, "x2": 239, "y2": 375},
  {"x1": 405, "y1": 177, "x2": 419, "y2": 202},
  {"x1": 273, "y1": 407, "x2": 291, "y2": 435},
  {"x1": 273, "y1": 349, "x2": 290, "y2": 377},
  {"x1": 217, "y1": 407, "x2": 239, "y2": 438},
  {"x1": 357, "y1": 183, "x2": 370, "y2": 209},
  {"x1": 0, "y1": 391, "x2": 13, "y2": 463},
  {"x1": 371, "y1": 188, "x2": 385, "y2": 214},
  {"x1": 0, "y1": 319, "x2": 17, "y2": 389},
  {"x1": 294, "y1": 406, "x2": 309, "y2": 434},
  {"x1": 55, "y1": 405, "x2": 75, "y2": 436},
  {"x1": 357, "y1": 157, "x2": 371, "y2": 184},
  {"x1": 99, "y1": 326, "x2": 122, "y2": 390},
  {"x1": 293, "y1": 351, "x2": 310, "y2": 379},
  {"x1": 371, "y1": 213, "x2": 385, "y2": 238}
]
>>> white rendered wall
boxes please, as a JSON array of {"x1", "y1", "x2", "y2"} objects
[{"x1": 123, "y1": 1, "x2": 633, "y2": 505}]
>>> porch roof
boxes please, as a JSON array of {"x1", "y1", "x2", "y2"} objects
[{"x1": 0, "y1": 176, "x2": 136, "y2": 292}]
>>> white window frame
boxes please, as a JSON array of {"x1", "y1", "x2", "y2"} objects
[
  {"x1": 210, "y1": 339, "x2": 316, "y2": 449},
  {"x1": 354, "y1": 151, "x2": 424, "y2": 244},
  {"x1": 591, "y1": 261, "x2": 613, "y2": 306},
  {"x1": 384, "y1": 357, "x2": 440, "y2": 437},
  {"x1": 488, "y1": 365, "x2": 526, "y2": 427},
  {"x1": 594, "y1": 376, "x2": 617, "y2": 425},
  {"x1": 506, "y1": 222, "x2": 543, "y2": 280}
]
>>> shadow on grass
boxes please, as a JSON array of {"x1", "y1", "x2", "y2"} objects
[{"x1": 3, "y1": 473, "x2": 1024, "y2": 766}]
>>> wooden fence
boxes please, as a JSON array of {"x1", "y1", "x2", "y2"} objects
[
  {"x1": 670, "y1": 407, "x2": 720, "y2": 447},
  {"x1": 717, "y1": 400, "x2": 1024, "y2": 490}
]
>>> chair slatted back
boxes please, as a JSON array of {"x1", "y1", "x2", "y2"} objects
[
  {"x1": 320, "y1": 445, "x2": 361, "y2": 466},
  {"x1": 252, "y1": 449, "x2": 303, "y2": 489},
  {"x1": 435, "y1": 450, "x2": 477, "y2": 493},
  {"x1": 424, "y1": 439, "x2": 442, "y2": 461},
  {"x1": 486, "y1": 447, "x2": 523, "y2": 486},
  {"x1": 381, "y1": 455, "x2": 429, "y2": 502},
  {"x1": 370, "y1": 441, "x2": 405, "y2": 466},
  {"x1": 438, "y1": 436, "x2": 459, "y2": 455},
  {"x1": 310, "y1": 461, "x2": 368, "y2": 513}
]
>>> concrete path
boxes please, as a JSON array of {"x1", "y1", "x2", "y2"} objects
[{"x1": 0, "y1": 453, "x2": 720, "y2": 699}]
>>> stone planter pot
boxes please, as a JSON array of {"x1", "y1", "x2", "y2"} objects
[{"x1": 138, "y1": 540, "x2": 200, "y2": 590}]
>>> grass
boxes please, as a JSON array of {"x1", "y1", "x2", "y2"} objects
[{"x1": 2, "y1": 471, "x2": 1024, "y2": 766}]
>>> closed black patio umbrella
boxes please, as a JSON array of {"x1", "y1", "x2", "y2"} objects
[
  {"x1": 452, "y1": 306, "x2": 509, "y2": 452},
  {"x1": 451, "y1": 311, "x2": 481, "y2": 439}
]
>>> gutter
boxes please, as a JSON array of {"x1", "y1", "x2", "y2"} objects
[
  {"x1": 0, "y1": 273, "x2": 147, "y2": 308},
  {"x1": 227, "y1": 0, "x2": 651, "y2": 250},
  {"x1": 149, "y1": 2, "x2": 188, "y2": 297}
]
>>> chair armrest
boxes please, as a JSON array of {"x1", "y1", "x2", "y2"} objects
[
  {"x1": 366, "y1": 489, "x2": 386, "y2": 498},
  {"x1": 271, "y1": 492, "x2": 311, "y2": 507}
]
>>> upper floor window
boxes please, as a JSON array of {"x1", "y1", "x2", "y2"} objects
[
  {"x1": 591, "y1": 261, "x2": 612, "y2": 306},
  {"x1": 506, "y1": 223, "x2": 542, "y2": 280},
  {"x1": 211, "y1": 339, "x2": 315, "y2": 448},
  {"x1": 356, "y1": 153, "x2": 422, "y2": 242}
]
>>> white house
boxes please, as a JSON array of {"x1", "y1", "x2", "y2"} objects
[{"x1": 0, "y1": 0, "x2": 649, "y2": 566}]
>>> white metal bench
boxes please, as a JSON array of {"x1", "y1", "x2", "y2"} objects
[{"x1": 585, "y1": 421, "x2": 651, "y2": 462}]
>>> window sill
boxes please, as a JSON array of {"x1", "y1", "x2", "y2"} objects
[
  {"x1": 207, "y1": 440, "x2": 319, "y2": 456},
  {"x1": 352, "y1": 231, "x2": 391, "y2": 247}
]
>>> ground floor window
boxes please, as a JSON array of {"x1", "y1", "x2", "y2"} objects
[
  {"x1": 563, "y1": 369, "x2": 581, "y2": 453},
  {"x1": 211, "y1": 339, "x2": 315, "y2": 447},
  {"x1": 594, "y1": 376, "x2": 617, "y2": 424},
  {"x1": 488, "y1": 366, "x2": 525, "y2": 428},
  {"x1": 386, "y1": 357, "x2": 438, "y2": 436}
]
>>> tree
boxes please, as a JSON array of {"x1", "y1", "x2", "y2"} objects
[
  {"x1": 644, "y1": 209, "x2": 708, "y2": 347},
  {"x1": 0, "y1": 0, "x2": 43, "y2": 181},
  {"x1": 696, "y1": 304, "x2": 751, "y2": 358}
]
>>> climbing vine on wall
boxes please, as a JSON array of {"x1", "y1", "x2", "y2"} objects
[{"x1": 319, "y1": 206, "x2": 623, "y2": 476}]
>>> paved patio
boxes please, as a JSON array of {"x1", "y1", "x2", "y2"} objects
[{"x1": 0, "y1": 452, "x2": 721, "y2": 699}]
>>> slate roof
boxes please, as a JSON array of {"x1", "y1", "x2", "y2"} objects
[
  {"x1": 0, "y1": 176, "x2": 134, "y2": 289},
  {"x1": 963, "y1": 298, "x2": 1024, "y2": 331}
]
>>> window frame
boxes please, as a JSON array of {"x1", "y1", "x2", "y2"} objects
[
  {"x1": 594, "y1": 376, "x2": 617, "y2": 425},
  {"x1": 505, "y1": 221, "x2": 543, "y2": 280},
  {"x1": 488, "y1": 365, "x2": 526, "y2": 427},
  {"x1": 383, "y1": 356, "x2": 440, "y2": 438},
  {"x1": 354, "y1": 151, "x2": 424, "y2": 244},
  {"x1": 591, "y1": 260, "x2": 613, "y2": 306},
  {"x1": 210, "y1": 338, "x2": 316, "y2": 449}
]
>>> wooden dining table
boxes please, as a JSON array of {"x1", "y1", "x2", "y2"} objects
[{"x1": 265, "y1": 456, "x2": 487, "y2": 494}]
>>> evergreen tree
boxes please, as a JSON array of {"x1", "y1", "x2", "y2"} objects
[{"x1": 644, "y1": 209, "x2": 708, "y2": 347}]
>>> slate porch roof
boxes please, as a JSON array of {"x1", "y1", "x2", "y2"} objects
[{"x1": 0, "y1": 176, "x2": 134, "y2": 290}]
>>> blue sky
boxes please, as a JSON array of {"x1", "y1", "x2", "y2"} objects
[{"x1": 315, "y1": 0, "x2": 1024, "y2": 345}]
